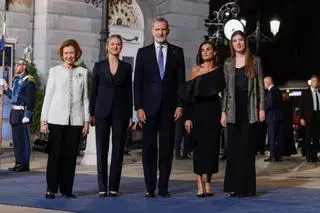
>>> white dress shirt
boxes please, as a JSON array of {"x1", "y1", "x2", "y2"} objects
[
  {"x1": 40, "y1": 65, "x2": 90, "y2": 126},
  {"x1": 311, "y1": 87, "x2": 320, "y2": 111},
  {"x1": 154, "y1": 42, "x2": 167, "y2": 69}
]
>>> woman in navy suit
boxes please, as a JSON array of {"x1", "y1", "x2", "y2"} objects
[{"x1": 89, "y1": 34, "x2": 132, "y2": 197}]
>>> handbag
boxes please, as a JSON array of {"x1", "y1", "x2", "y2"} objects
[
  {"x1": 32, "y1": 133, "x2": 49, "y2": 153},
  {"x1": 79, "y1": 134, "x2": 87, "y2": 151}
]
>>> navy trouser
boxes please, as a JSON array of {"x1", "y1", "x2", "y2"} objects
[
  {"x1": 267, "y1": 121, "x2": 282, "y2": 158},
  {"x1": 11, "y1": 123, "x2": 31, "y2": 169}
]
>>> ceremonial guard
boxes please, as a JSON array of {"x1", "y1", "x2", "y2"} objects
[{"x1": 0, "y1": 57, "x2": 36, "y2": 172}]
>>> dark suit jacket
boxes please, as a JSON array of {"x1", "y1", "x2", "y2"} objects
[
  {"x1": 298, "y1": 88, "x2": 317, "y2": 124},
  {"x1": 134, "y1": 43, "x2": 185, "y2": 117},
  {"x1": 265, "y1": 86, "x2": 283, "y2": 122},
  {"x1": 89, "y1": 59, "x2": 132, "y2": 120}
]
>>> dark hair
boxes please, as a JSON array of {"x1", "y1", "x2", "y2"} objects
[
  {"x1": 58, "y1": 39, "x2": 82, "y2": 62},
  {"x1": 152, "y1": 17, "x2": 169, "y2": 29},
  {"x1": 229, "y1": 30, "x2": 255, "y2": 78},
  {"x1": 196, "y1": 41, "x2": 217, "y2": 65}
]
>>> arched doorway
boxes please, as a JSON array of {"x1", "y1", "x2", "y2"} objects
[{"x1": 109, "y1": 0, "x2": 144, "y2": 70}]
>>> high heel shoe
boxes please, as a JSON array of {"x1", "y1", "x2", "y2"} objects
[
  {"x1": 196, "y1": 192, "x2": 205, "y2": 197},
  {"x1": 205, "y1": 192, "x2": 215, "y2": 197},
  {"x1": 45, "y1": 192, "x2": 55, "y2": 199},
  {"x1": 205, "y1": 183, "x2": 214, "y2": 196}
]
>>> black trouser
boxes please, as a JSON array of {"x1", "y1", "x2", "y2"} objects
[
  {"x1": 255, "y1": 121, "x2": 267, "y2": 154},
  {"x1": 46, "y1": 124, "x2": 82, "y2": 194},
  {"x1": 95, "y1": 112, "x2": 127, "y2": 192},
  {"x1": 142, "y1": 109, "x2": 175, "y2": 193},
  {"x1": 11, "y1": 123, "x2": 31, "y2": 169},
  {"x1": 306, "y1": 111, "x2": 320, "y2": 161}
]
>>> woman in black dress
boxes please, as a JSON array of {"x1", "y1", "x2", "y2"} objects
[
  {"x1": 220, "y1": 31, "x2": 265, "y2": 197},
  {"x1": 179, "y1": 41, "x2": 225, "y2": 197}
]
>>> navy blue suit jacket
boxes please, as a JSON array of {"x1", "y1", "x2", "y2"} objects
[
  {"x1": 89, "y1": 59, "x2": 132, "y2": 120},
  {"x1": 134, "y1": 43, "x2": 185, "y2": 117},
  {"x1": 265, "y1": 86, "x2": 283, "y2": 122},
  {"x1": 5, "y1": 74, "x2": 36, "y2": 125}
]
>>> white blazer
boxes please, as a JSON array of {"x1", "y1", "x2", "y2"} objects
[{"x1": 40, "y1": 65, "x2": 89, "y2": 126}]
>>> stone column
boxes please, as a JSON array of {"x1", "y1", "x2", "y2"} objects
[{"x1": 81, "y1": 126, "x2": 112, "y2": 166}]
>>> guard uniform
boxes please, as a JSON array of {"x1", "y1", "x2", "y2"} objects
[{"x1": 5, "y1": 73, "x2": 36, "y2": 171}]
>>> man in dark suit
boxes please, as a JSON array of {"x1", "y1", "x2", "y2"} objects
[
  {"x1": 264, "y1": 77, "x2": 283, "y2": 162},
  {"x1": 134, "y1": 17, "x2": 186, "y2": 197},
  {"x1": 298, "y1": 75, "x2": 320, "y2": 162}
]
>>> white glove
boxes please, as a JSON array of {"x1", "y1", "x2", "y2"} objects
[
  {"x1": 22, "y1": 117, "x2": 30, "y2": 124},
  {"x1": 0, "y1": 79, "x2": 8, "y2": 88}
]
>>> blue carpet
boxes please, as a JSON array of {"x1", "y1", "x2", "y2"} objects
[{"x1": 0, "y1": 171, "x2": 319, "y2": 213}]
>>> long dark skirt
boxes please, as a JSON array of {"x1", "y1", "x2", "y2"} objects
[{"x1": 223, "y1": 90, "x2": 257, "y2": 196}]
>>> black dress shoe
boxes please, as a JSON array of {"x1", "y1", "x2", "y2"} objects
[
  {"x1": 98, "y1": 192, "x2": 108, "y2": 197},
  {"x1": 15, "y1": 167, "x2": 30, "y2": 172},
  {"x1": 264, "y1": 157, "x2": 274, "y2": 162},
  {"x1": 45, "y1": 192, "x2": 55, "y2": 199},
  {"x1": 158, "y1": 191, "x2": 171, "y2": 197},
  {"x1": 220, "y1": 155, "x2": 227, "y2": 161},
  {"x1": 109, "y1": 191, "x2": 120, "y2": 197},
  {"x1": 145, "y1": 192, "x2": 155, "y2": 198},
  {"x1": 8, "y1": 165, "x2": 20, "y2": 171},
  {"x1": 274, "y1": 157, "x2": 282, "y2": 162},
  {"x1": 182, "y1": 155, "x2": 191, "y2": 160}
]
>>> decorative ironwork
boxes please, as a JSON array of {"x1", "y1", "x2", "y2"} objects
[
  {"x1": 84, "y1": 0, "x2": 103, "y2": 7},
  {"x1": 121, "y1": 36, "x2": 138, "y2": 42},
  {"x1": 205, "y1": 0, "x2": 240, "y2": 45},
  {"x1": 84, "y1": 0, "x2": 132, "y2": 7}
]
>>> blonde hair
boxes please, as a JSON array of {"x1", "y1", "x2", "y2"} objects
[{"x1": 106, "y1": 34, "x2": 123, "y2": 47}]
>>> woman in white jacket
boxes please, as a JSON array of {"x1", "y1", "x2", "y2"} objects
[{"x1": 40, "y1": 39, "x2": 89, "y2": 199}]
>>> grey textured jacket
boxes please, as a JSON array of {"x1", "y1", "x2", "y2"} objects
[
  {"x1": 40, "y1": 65, "x2": 90, "y2": 126},
  {"x1": 221, "y1": 56, "x2": 265, "y2": 124}
]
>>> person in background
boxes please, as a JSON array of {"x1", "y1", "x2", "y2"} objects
[
  {"x1": 264, "y1": 76, "x2": 283, "y2": 162},
  {"x1": 40, "y1": 39, "x2": 89, "y2": 199},
  {"x1": 180, "y1": 41, "x2": 225, "y2": 197},
  {"x1": 221, "y1": 30, "x2": 265, "y2": 197},
  {"x1": 125, "y1": 109, "x2": 138, "y2": 155},
  {"x1": 89, "y1": 34, "x2": 133, "y2": 197},
  {"x1": 0, "y1": 58, "x2": 36, "y2": 172},
  {"x1": 298, "y1": 75, "x2": 320, "y2": 162},
  {"x1": 281, "y1": 91, "x2": 297, "y2": 156},
  {"x1": 174, "y1": 114, "x2": 191, "y2": 160}
]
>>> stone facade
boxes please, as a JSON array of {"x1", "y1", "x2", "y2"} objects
[{"x1": 1, "y1": 0, "x2": 209, "y2": 82}]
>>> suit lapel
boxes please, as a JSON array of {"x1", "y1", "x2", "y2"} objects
[
  {"x1": 150, "y1": 44, "x2": 162, "y2": 80},
  {"x1": 164, "y1": 43, "x2": 173, "y2": 79},
  {"x1": 102, "y1": 59, "x2": 114, "y2": 82}
]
